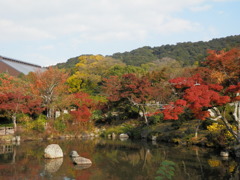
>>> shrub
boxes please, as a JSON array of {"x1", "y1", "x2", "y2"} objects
[
  {"x1": 17, "y1": 113, "x2": 32, "y2": 123},
  {"x1": 200, "y1": 119, "x2": 215, "y2": 130},
  {"x1": 23, "y1": 114, "x2": 46, "y2": 133},
  {"x1": 148, "y1": 114, "x2": 163, "y2": 125},
  {"x1": 54, "y1": 120, "x2": 66, "y2": 132},
  {"x1": 92, "y1": 110, "x2": 104, "y2": 121},
  {"x1": 32, "y1": 115, "x2": 47, "y2": 133},
  {"x1": 207, "y1": 123, "x2": 235, "y2": 147}
]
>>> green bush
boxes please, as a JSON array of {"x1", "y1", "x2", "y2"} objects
[
  {"x1": 171, "y1": 120, "x2": 182, "y2": 129},
  {"x1": 100, "y1": 123, "x2": 137, "y2": 138},
  {"x1": 32, "y1": 115, "x2": 47, "y2": 132},
  {"x1": 92, "y1": 110, "x2": 104, "y2": 121},
  {"x1": 54, "y1": 113, "x2": 74, "y2": 133},
  {"x1": 54, "y1": 120, "x2": 66, "y2": 132},
  {"x1": 101, "y1": 126, "x2": 123, "y2": 137},
  {"x1": 23, "y1": 114, "x2": 46, "y2": 133},
  {"x1": 148, "y1": 114, "x2": 163, "y2": 125},
  {"x1": 17, "y1": 113, "x2": 32, "y2": 123}
]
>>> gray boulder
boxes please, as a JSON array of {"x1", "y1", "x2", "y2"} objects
[
  {"x1": 70, "y1": 151, "x2": 80, "y2": 157},
  {"x1": 72, "y1": 156, "x2": 92, "y2": 165},
  {"x1": 44, "y1": 144, "x2": 63, "y2": 159},
  {"x1": 119, "y1": 133, "x2": 129, "y2": 140}
]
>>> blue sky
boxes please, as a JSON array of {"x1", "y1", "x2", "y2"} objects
[{"x1": 0, "y1": 0, "x2": 239, "y2": 66}]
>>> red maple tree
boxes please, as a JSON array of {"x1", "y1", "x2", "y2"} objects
[
  {"x1": 0, "y1": 74, "x2": 43, "y2": 131},
  {"x1": 103, "y1": 73, "x2": 164, "y2": 125},
  {"x1": 70, "y1": 92, "x2": 97, "y2": 123},
  {"x1": 162, "y1": 48, "x2": 240, "y2": 142}
]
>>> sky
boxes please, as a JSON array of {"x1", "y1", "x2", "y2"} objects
[{"x1": 0, "y1": 0, "x2": 239, "y2": 66}]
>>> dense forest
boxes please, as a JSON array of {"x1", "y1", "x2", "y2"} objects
[
  {"x1": 56, "y1": 35, "x2": 240, "y2": 68},
  {"x1": 0, "y1": 35, "x2": 240, "y2": 152}
]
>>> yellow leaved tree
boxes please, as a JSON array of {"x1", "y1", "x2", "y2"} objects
[{"x1": 67, "y1": 55, "x2": 122, "y2": 94}]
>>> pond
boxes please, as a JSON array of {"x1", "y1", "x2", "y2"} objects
[{"x1": 0, "y1": 138, "x2": 238, "y2": 180}]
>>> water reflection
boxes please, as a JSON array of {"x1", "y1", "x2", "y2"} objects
[
  {"x1": 0, "y1": 139, "x2": 239, "y2": 179},
  {"x1": 44, "y1": 158, "x2": 63, "y2": 173}
]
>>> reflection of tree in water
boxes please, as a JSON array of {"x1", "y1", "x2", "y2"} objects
[
  {"x1": 93, "y1": 141, "x2": 164, "y2": 180},
  {"x1": 0, "y1": 145, "x2": 42, "y2": 179},
  {"x1": 1, "y1": 140, "x2": 240, "y2": 179},
  {"x1": 159, "y1": 145, "x2": 240, "y2": 180}
]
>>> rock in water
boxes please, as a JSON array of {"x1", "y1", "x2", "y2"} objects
[
  {"x1": 70, "y1": 151, "x2": 80, "y2": 157},
  {"x1": 220, "y1": 151, "x2": 229, "y2": 157},
  {"x1": 72, "y1": 156, "x2": 92, "y2": 165},
  {"x1": 44, "y1": 144, "x2": 63, "y2": 159},
  {"x1": 119, "y1": 133, "x2": 129, "y2": 140},
  {"x1": 74, "y1": 164, "x2": 92, "y2": 170}
]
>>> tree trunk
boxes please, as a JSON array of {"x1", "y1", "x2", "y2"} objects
[
  {"x1": 233, "y1": 101, "x2": 240, "y2": 143},
  {"x1": 12, "y1": 114, "x2": 17, "y2": 132},
  {"x1": 140, "y1": 105, "x2": 149, "y2": 126},
  {"x1": 47, "y1": 106, "x2": 54, "y2": 120},
  {"x1": 195, "y1": 119, "x2": 201, "y2": 138}
]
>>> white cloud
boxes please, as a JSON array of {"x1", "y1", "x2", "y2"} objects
[
  {"x1": 0, "y1": 0, "x2": 213, "y2": 43},
  {"x1": 156, "y1": 17, "x2": 201, "y2": 33},
  {"x1": 0, "y1": 19, "x2": 54, "y2": 41}
]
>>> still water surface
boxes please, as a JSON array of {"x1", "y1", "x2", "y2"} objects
[{"x1": 0, "y1": 138, "x2": 238, "y2": 180}]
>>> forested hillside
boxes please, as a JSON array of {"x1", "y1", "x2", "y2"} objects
[
  {"x1": 56, "y1": 35, "x2": 240, "y2": 68},
  {"x1": 112, "y1": 35, "x2": 240, "y2": 66}
]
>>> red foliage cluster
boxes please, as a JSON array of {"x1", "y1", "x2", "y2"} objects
[
  {"x1": 163, "y1": 81, "x2": 230, "y2": 120},
  {"x1": 226, "y1": 82, "x2": 240, "y2": 101},
  {"x1": 0, "y1": 92, "x2": 43, "y2": 115},
  {"x1": 169, "y1": 74, "x2": 204, "y2": 89},
  {"x1": 103, "y1": 73, "x2": 157, "y2": 104},
  {"x1": 163, "y1": 100, "x2": 186, "y2": 120},
  {"x1": 70, "y1": 92, "x2": 97, "y2": 122},
  {"x1": 0, "y1": 74, "x2": 43, "y2": 117},
  {"x1": 205, "y1": 49, "x2": 240, "y2": 79}
]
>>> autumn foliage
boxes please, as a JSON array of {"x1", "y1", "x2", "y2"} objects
[
  {"x1": 70, "y1": 92, "x2": 97, "y2": 123},
  {"x1": 160, "y1": 48, "x2": 240, "y2": 122},
  {"x1": 0, "y1": 74, "x2": 43, "y2": 130}
]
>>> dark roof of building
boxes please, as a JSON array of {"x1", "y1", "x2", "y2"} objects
[{"x1": 0, "y1": 55, "x2": 46, "y2": 75}]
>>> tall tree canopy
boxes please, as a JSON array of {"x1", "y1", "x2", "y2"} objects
[
  {"x1": 103, "y1": 73, "x2": 168, "y2": 124},
  {"x1": 27, "y1": 67, "x2": 69, "y2": 119}
]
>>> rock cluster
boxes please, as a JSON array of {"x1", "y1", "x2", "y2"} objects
[{"x1": 44, "y1": 144, "x2": 92, "y2": 171}]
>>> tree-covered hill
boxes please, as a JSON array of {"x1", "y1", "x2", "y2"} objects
[
  {"x1": 56, "y1": 34, "x2": 240, "y2": 68},
  {"x1": 56, "y1": 56, "x2": 80, "y2": 69},
  {"x1": 111, "y1": 35, "x2": 240, "y2": 66}
]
